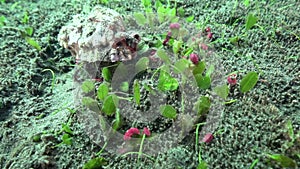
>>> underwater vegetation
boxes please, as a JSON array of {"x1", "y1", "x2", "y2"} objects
[{"x1": 0, "y1": 0, "x2": 299, "y2": 169}]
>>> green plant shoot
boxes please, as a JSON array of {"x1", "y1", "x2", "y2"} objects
[
  {"x1": 112, "y1": 109, "x2": 122, "y2": 130},
  {"x1": 194, "y1": 96, "x2": 211, "y2": 115},
  {"x1": 134, "y1": 12, "x2": 147, "y2": 26},
  {"x1": 267, "y1": 154, "x2": 297, "y2": 168},
  {"x1": 158, "y1": 70, "x2": 179, "y2": 92},
  {"x1": 160, "y1": 105, "x2": 177, "y2": 119},
  {"x1": 213, "y1": 84, "x2": 229, "y2": 99},
  {"x1": 102, "y1": 67, "x2": 112, "y2": 82},
  {"x1": 157, "y1": 49, "x2": 171, "y2": 64},
  {"x1": 81, "y1": 80, "x2": 95, "y2": 93},
  {"x1": 97, "y1": 83, "x2": 109, "y2": 101},
  {"x1": 240, "y1": 71, "x2": 259, "y2": 93},
  {"x1": 174, "y1": 58, "x2": 189, "y2": 74},
  {"x1": 133, "y1": 80, "x2": 141, "y2": 105},
  {"x1": 102, "y1": 94, "x2": 118, "y2": 116},
  {"x1": 135, "y1": 57, "x2": 149, "y2": 73},
  {"x1": 245, "y1": 13, "x2": 258, "y2": 30},
  {"x1": 25, "y1": 37, "x2": 41, "y2": 51}
]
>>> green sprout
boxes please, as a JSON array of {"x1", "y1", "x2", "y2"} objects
[
  {"x1": 42, "y1": 68, "x2": 56, "y2": 92},
  {"x1": 266, "y1": 154, "x2": 297, "y2": 168},
  {"x1": 160, "y1": 105, "x2": 177, "y2": 119},
  {"x1": 239, "y1": 71, "x2": 259, "y2": 93},
  {"x1": 133, "y1": 80, "x2": 141, "y2": 106},
  {"x1": 83, "y1": 157, "x2": 107, "y2": 169},
  {"x1": 97, "y1": 83, "x2": 109, "y2": 101},
  {"x1": 245, "y1": 13, "x2": 258, "y2": 31}
]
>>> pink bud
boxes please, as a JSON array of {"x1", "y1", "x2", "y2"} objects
[
  {"x1": 190, "y1": 53, "x2": 199, "y2": 65},
  {"x1": 202, "y1": 133, "x2": 213, "y2": 143},
  {"x1": 128, "y1": 128, "x2": 140, "y2": 135},
  {"x1": 123, "y1": 127, "x2": 140, "y2": 140},
  {"x1": 205, "y1": 27, "x2": 211, "y2": 32},
  {"x1": 200, "y1": 43, "x2": 208, "y2": 50},
  {"x1": 169, "y1": 23, "x2": 180, "y2": 29},
  {"x1": 227, "y1": 74, "x2": 237, "y2": 85},
  {"x1": 142, "y1": 127, "x2": 151, "y2": 136},
  {"x1": 123, "y1": 133, "x2": 132, "y2": 141},
  {"x1": 163, "y1": 39, "x2": 169, "y2": 46},
  {"x1": 207, "y1": 32, "x2": 213, "y2": 39}
]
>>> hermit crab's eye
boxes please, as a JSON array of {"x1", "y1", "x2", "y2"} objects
[
  {"x1": 116, "y1": 41, "x2": 123, "y2": 47},
  {"x1": 133, "y1": 34, "x2": 140, "y2": 40}
]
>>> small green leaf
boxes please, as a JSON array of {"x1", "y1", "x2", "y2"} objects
[
  {"x1": 171, "y1": 17, "x2": 179, "y2": 23},
  {"x1": 133, "y1": 12, "x2": 147, "y2": 26},
  {"x1": 168, "y1": 7, "x2": 176, "y2": 17},
  {"x1": 194, "y1": 96, "x2": 211, "y2": 115},
  {"x1": 133, "y1": 80, "x2": 141, "y2": 105},
  {"x1": 83, "y1": 157, "x2": 108, "y2": 169},
  {"x1": 186, "y1": 15, "x2": 194, "y2": 22},
  {"x1": 229, "y1": 36, "x2": 239, "y2": 45},
  {"x1": 178, "y1": 7, "x2": 185, "y2": 17},
  {"x1": 112, "y1": 109, "x2": 122, "y2": 130},
  {"x1": 62, "y1": 133, "x2": 72, "y2": 145},
  {"x1": 146, "y1": 12, "x2": 155, "y2": 30},
  {"x1": 178, "y1": 28, "x2": 189, "y2": 39},
  {"x1": 224, "y1": 99, "x2": 237, "y2": 105},
  {"x1": 160, "y1": 64, "x2": 170, "y2": 73},
  {"x1": 82, "y1": 97, "x2": 99, "y2": 112},
  {"x1": 249, "y1": 159, "x2": 259, "y2": 169},
  {"x1": 135, "y1": 57, "x2": 149, "y2": 73},
  {"x1": 197, "y1": 161, "x2": 208, "y2": 169},
  {"x1": 81, "y1": 80, "x2": 95, "y2": 93},
  {"x1": 120, "y1": 82, "x2": 129, "y2": 92},
  {"x1": 155, "y1": 0, "x2": 162, "y2": 9},
  {"x1": 82, "y1": 97, "x2": 96, "y2": 106},
  {"x1": 267, "y1": 154, "x2": 297, "y2": 168},
  {"x1": 141, "y1": 0, "x2": 151, "y2": 8},
  {"x1": 97, "y1": 83, "x2": 109, "y2": 101},
  {"x1": 213, "y1": 84, "x2": 229, "y2": 99},
  {"x1": 245, "y1": 13, "x2": 258, "y2": 30},
  {"x1": 25, "y1": 37, "x2": 41, "y2": 51},
  {"x1": 183, "y1": 47, "x2": 193, "y2": 56},
  {"x1": 0, "y1": 15, "x2": 7, "y2": 26},
  {"x1": 174, "y1": 58, "x2": 189, "y2": 73},
  {"x1": 160, "y1": 105, "x2": 177, "y2": 119},
  {"x1": 99, "y1": 116, "x2": 107, "y2": 131},
  {"x1": 102, "y1": 95, "x2": 118, "y2": 116},
  {"x1": 240, "y1": 71, "x2": 259, "y2": 93},
  {"x1": 286, "y1": 120, "x2": 294, "y2": 141},
  {"x1": 25, "y1": 27, "x2": 33, "y2": 36},
  {"x1": 157, "y1": 6, "x2": 166, "y2": 23},
  {"x1": 193, "y1": 61, "x2": 205, "y2": 75},
  {"x1": 137, "y1": 42, "x2": 149, "y2": 54},
  {"x1": 102, "y1": 67, "x2": 112, "y2": 82},
  {"x1": 195, "y1": 74, "x2": 211, "y2": 90},
  {"x1": 157, "y1": 49, "x2": 171, "y2": 64},
  {"x1": 205, "y1": 65, "x2": 214, "y2": 77},
  {"x1": 22, "y1": 11, "x2": 29, "y2": 24},
  {"x1": 62, "y1": 123, "x2": 73, "y2": 135},
  {"x1": 158, "y1": 70, "x2": 179, "y2": 92},
  {"x1": 243, "y1": 0, "x2": 250, "y2": 7},
  {"x1": 172, "y1": 40, "x2": 183, "y2": 54}
]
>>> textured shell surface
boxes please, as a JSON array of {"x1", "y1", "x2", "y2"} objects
[{"x1": 58, "y1": 6, "x2": 129, "y2": 63}]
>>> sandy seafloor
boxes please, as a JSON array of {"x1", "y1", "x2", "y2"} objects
[{"x1": 0, "y1": 0, "x2": 299, "y2": 168}]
